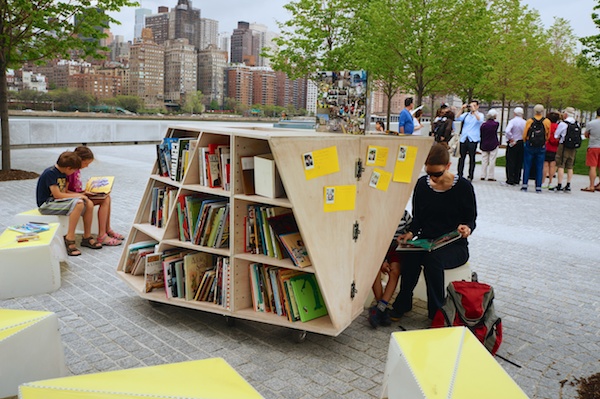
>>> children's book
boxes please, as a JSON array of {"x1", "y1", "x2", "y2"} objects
[
  {"x1": 396, "y1": 230, "x2": 462, "y2": 252},
  {"x1": 279, "y1": 232, "x2": 312, "y2": 268},
  {"x1": 85, "y1": 176, "x2": 115, "y2": 199},
  {"x1": 289, "y1": 273, "x2": 328, "y2": 322},
  {"x1": 144, "y1": 252, "x2": 164, "y2": 293},
  {"x1": 8, "y1": 222, "x2": 50, "y2": 234},
  {"x1": 183, "y1": 252, "x2": 213, "y2": 301}
]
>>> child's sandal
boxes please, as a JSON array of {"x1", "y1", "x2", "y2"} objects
[
  {"x1": 107, "y1": 229, "x2": 125, "y2": 240},
  {"x1": 98, "y1": 233, "x2": 122, "y2": 246},
  {"x1": 63, "y1": 236, "x2": 82, "y2": 256},
  {"x1": 81, "y1": 236, "x2": 102, "y2": 249}
]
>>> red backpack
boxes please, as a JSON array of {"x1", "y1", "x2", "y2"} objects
[{"x1": 431, "y1": 280, "x2": 503, "y2": 355}]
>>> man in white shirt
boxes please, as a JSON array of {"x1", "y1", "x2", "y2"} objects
[
  {"x1": 503, "y1": 107, "x2": 526, "y2": 186},
  {"x1": 582, "y1": 107, "x2": 600, "y2": 192}
]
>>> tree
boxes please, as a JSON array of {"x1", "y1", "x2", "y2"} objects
[
  {"x1": 182, "y1": 91, "x2": 204, "y2": 114},
  {"x1": 266, "y1": 0, "x2": 360, "y2": 79},
  {"x1": 580, "y1": 0, "x2": 600, "y2": 66},
  {"x1": 0, "y1": 0, "x2": 137, "y2": 170}
]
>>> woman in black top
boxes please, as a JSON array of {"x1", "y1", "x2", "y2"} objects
[{"x1": 389, "y1": 143, "x2": 477, "y2": 320}]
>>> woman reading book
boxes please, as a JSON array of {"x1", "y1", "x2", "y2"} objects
[
  {"x1": 67, "y1": 146, "x2": 124, "y2": 246},
  {"x1": 389, "y1": 143, "x2": 477, "y2": 321}
]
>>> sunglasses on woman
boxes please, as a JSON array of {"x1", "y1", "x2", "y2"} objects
[{"x1": 426, "y1": 170, "x2": 445, "y2": 178}]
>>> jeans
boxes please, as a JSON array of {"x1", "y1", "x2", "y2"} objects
[
  {"x1": 522, "y1": 144, "x2": 545, "y2": 189},
  {"x1": 458, "y1": 140, "x2": 478, "y2": 179},
  {"x1": 505, "y1": 140, "x2": 524, "y2": 184},
  {"x1": 392, "y1": 240, "x2": 469, "y2": 319}
]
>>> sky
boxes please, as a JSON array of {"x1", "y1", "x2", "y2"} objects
[{"x1": 107, "y1": 0, "x2": 598, "y2": 42}]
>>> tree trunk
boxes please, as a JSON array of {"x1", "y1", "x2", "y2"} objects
[
  {"x1": 499, "y1": 95, "x2": 506, "y2": 145},
  {"x1": 386, "y1": 91, "x2": 393, "y2": 132},
  {"x1": 0, "y1": 65, "x2": 10, "y2": 170}
]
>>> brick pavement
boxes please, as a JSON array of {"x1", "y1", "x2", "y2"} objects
[{"x1": 0, "y1": 143, "x2": 598, "y2": 399}]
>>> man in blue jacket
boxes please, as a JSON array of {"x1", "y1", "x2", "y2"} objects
[{"x1": 398, "y1": 97, "x2": 414, "y2": 134}]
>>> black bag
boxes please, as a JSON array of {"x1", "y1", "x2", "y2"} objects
[
  {"x1": 527, "y1": 117, "x2": 546, "y2": 147},
  {"x1": 563, "y1": 121, "x2": 582, "y2": 149}
]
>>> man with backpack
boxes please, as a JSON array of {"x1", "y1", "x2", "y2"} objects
[
  {"x1": 521, "y1": 104, "x2": 551, "y2": 193},
  {"x1": 551, "y1": 107, "x2": 581, "y2": 192}
]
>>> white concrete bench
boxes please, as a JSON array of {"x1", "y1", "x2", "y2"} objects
[
  {"x1": 0, "y1": 223, "x2": 64, "y2": 299},
  {"x1": 15, "y1": 206, "x2": 99, "y2": 237},
  {"x1": 0, "y1": 309, "x2": 67, "y2": 398}
]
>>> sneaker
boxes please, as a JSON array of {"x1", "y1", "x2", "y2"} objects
[
  {"x1": 536, "y1": 188, "x2": 542, "y2": 193},
  {"x1": 564, "y1": 185, "x2": 571, "y2": 192},
  {"x1": 520, "y1": 186, "x2": 527, "y2": 192},
  {"x1": 379, "y1": 310, "x2": 392, "y2": 327},
  {"x1": 542, "y1": 184, "x2": 549, "y2": 189},
  {"x1": 388, "y1": 308, "x2": 404, "y2": 322},
  {"x1": 367, "y1": 306, "x2": 379, "y2": 328}
]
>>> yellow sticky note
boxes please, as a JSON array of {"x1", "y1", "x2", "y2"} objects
[
  {"x1": 366, "y1": 145, "x2": 389, "y2": 167},
  {"x1": 393, "y1": 145, "x2": 418, "y2": 183},
  {"x1": 303, "y1": 146, "x2": 340, "y2": 180},
  {"x1": 369, "y1": 168, "x2": 392, "y2": 192},
  {"x1": 324, "y1": 185, "x2": 356, "y2": 212}
]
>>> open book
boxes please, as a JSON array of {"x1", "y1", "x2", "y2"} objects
[
  {"x1": 85, "y1": 176, "x2": 114, "y2": 200},
  {"x1": 396, "y1": 230, "x2": 461, "y2": 252}
]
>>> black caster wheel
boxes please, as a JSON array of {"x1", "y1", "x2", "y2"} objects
[
  {"x1": 225, "y1": 316, "x2": 236, "y2": 327},
  {"x1": 294, "y1": 330, "x2": 307, "y2": 343}
]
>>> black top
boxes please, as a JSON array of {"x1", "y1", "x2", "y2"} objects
[
  {"x1": 36, "y1": 166, "x2": 67, "y2": 206},
  {"x1": 409, "y1": 175, "x2": 477, "y2": 239}
]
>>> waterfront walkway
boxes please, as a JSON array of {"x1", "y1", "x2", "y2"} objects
[{"x1": 0, "y1": 143, "x2": 598, "y2": 399}]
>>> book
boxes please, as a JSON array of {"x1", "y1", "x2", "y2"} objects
[
  {"x1": 144, "y1": 252, "x2": 164, "y2": 293},
  {"x1": 396, "y1": 230, "x2": 462, "y2": 252},
  {"x1": 289, "y1": 274, "x2": 328, "y2": 322},
  {"x1": 8, "y1": 222, "x2": 50, "y2": 234},
  {"x1": 183, "y1": 252, "x2": 213, "y2": 301},
  {"x1": 84, "y1": 176, "x2": 114, "y2": 199},
  {"x1": 239, "y1": 156, "x2": 255, "y2": 195},
  {"x1": 279, "y1": 232, "x2": 312, "y2": 268}
]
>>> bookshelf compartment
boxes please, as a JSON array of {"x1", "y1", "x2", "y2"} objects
[{"x1": 118, "y1": 125, "x2": 432, "y2": 336}]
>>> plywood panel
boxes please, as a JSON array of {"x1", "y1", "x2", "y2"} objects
[
  {"x1": 270, "y1": 136, "x2": 360, "y2": 332},
  {"x1": 351, "y1": 136, "x2": 432, "y2": 316}
]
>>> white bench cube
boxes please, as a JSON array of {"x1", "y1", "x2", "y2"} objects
[{"x1": 15, "y1": 206, "x2": 99, "y2": 236}]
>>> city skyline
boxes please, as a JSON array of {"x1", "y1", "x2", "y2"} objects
[{"x1": 107, "y1": 0, "x2": 597, "y2": 42}]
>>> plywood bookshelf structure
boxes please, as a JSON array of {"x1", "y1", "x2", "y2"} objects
[{"x1": 117, "y1": 125, "x2": 432, "y2": 336}]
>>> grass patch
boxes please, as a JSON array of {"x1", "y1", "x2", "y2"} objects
[{"x1": 495, "y1": 139, "x2": 589, "y2": 175}]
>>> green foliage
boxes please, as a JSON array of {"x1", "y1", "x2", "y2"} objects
[
  {"x1": 209, "y1": 99, "x2": 220, "y2": 111},
  {"x1": 113, "y1": 95, "x2": 143, "y2": 113},
  {"x1": 47, "y1": 89, "x2": 96, "y2": 111},
  {"x1": 182, "y1": 91, "x2": 205, "y2": 114}
]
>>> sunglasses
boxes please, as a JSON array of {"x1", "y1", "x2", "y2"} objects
[{"x1": 426, "y1": 170, "x2": 445, "y2": 178}]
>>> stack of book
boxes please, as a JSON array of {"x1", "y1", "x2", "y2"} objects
[
  {"x1": 198, "y1": 143, "x2": 231, "y2": 190},
  {"x1": 249, "y1": 264, "x2": 327, "y2": 322},
  {"x1": 245, "y1": 207, "x2": 311, "y2": 268},
  {"x1": 123, "y1": 240, "x2": 159, "y2": 275},
  {"x1": 175, "y1": 194, "x2": 229, "y2": 248},
  {"x1": 144, "y1": 250, "x2": 230, "y2": 309},
  {"x1": 156, "y1": 137, "x2": 196, "y2": 182},
  {"x1": 149, "y1": 186, "x2": 177, "y2": 228}
]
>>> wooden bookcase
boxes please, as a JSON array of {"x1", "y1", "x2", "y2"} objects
[{"x1": 117, "y1": 125, "x2": 432, "y2": 337}]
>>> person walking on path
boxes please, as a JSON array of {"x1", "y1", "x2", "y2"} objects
[
  {"x1": 542, "y1": 112, "x2": 561, "y2": 189},
  {"x1": 521, "y1": 104, "x2": 550, "y2": 193},
  {"x1": 456, "y1": 100, "x2": 484, "y2": 181},
  {"x1": 398, "y1": 97, "x2": 415, "y2": 135},
  {"x1": 551, "y1": 107, "x2": 579, "y2": 192},
  {"x1": 581, "y1": 107, "x2": 600, "y2": 192},
  {"x1": 479, "y1": 109, "x2": 500, "y2": 181},
  {"x1": 504, "y1": 107, "x2": 526, "y2": 186}
]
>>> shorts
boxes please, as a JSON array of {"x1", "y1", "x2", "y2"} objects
[
  {"x1": 39, "y1": 198, "x2": 82, "y2": 216},
  {"x1": 386, "y1": 244, "x2": 402, "y2": 264},
  {"x1": 586, "y1": 147, "x2": 600, "y2": 168},
  {"x1": 544, "y1": 151, "x2": 556, "y2": 163},
  {"x1": 555, "y1": 144, "x2": 576, "y2": 169}
]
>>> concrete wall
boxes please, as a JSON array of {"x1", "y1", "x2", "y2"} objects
[{"x1": 8, "y1": 118, "x2": 176, "y2": 147}]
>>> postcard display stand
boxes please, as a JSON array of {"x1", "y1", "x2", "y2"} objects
[{"x1": 117, "y1": 125, "x2": 431, "y2": 337}]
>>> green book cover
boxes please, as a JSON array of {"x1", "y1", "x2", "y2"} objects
[{"x1": 289, "y1": 274, "x2": 328, "y2": 322}]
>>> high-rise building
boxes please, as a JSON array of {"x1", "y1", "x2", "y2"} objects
[
  {"x1": 171, "y1": 0, "x2": 201, "y2": 51},
  {"x1": 128, "y1": 28, "x2": 165, "y2": 108},
  {"x1": 200, "y1": 18, "x2": 218, "y2": 51},
  {"x1": 217, "y1": 32, "x2": 230, "y2": 62},
  {"x1": 68, "y1": 72, "x2": 122, "y2": 98},
  {"x1": 275, "y1": 71, "x2": 308, "y2": 111},
  {"x1": 252, "y1": 67, "x2": 276, "y2": 106},
  {"x1": 109, "y1": 35, "x2": 130, "y2": 63},
  {"x1": 226, "y1": 64, "x2": 253, "y2": 108},
  {"x1": 164, "y1": 38, "x2": 198, "y2": 105},
  {"x1": 145, "y1": 7, "x2": 170, "y2": 45},
  {"x1": 197, "y1": 45, "x2": 227, "y2": 107},
  {"x1": 230, "y1": 21, "x2": 253, "y2": 64},
  {"x1": 306, "y1": 80, "x2": 318, "y2": 115},
  {"x1": 31, "y1": 59, "x2": 92, "y2": 89},
  {"x1": 134, "y1": 8, "x2": 152, "y2": 40},
  {"x1": 249, "y1": 23, "x2": 278, "y2": 68}
]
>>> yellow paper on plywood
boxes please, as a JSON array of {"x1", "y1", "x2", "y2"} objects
[
  {"x1": 393, "y1": 145, "x2": 418, "y2": 183},
  {"x1": 369, "y1": 168, "x2": 392, "y2": 192},
  {"x1": 365, "y1": 145, "x2": 389, "y2": 167},
  {"x1": 323, "y1": 185, "x2": 356, "y2": 212},
  {"x1": 303, "y1": 146, "x2": 340, "y2": 180}
]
